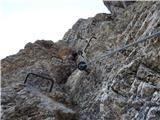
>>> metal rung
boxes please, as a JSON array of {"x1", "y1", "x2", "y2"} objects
[{"x1": 24, "y1": 72, "x2": 54, "y2": 92}]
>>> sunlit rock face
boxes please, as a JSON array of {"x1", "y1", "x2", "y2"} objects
[{"x1": 1, "y1": 1, "x2": 160, "y2": 120}]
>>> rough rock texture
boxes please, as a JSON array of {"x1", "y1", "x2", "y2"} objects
[
  {"x1": 1, "y1": 40, "x2": 78, "y2": 120},
  {"x1": 1, "y1": 1, "x2": 160, "y2": 120},
  {"x1": 103, "y1": 0, "x2": 135, "y2": 15}
]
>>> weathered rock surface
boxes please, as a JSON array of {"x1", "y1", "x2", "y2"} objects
[
  {"x1": 1, "y1": 1, "x2": 160, "y2": 120},
  {"x1": 103, "y1": 0, "x2": 135, "y2": 15},
  {"x1": 1, "y1": 40, "x2": 78, "y2": 120}
]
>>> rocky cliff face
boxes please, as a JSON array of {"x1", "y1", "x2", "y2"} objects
[{"x1": 1, "y1": 1, "x2": 160, "y2": 120}]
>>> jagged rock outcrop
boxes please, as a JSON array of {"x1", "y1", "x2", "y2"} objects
[
  {"x1": 103, "y1": 0, "x2": 135, "y2": 15},
  {"x1": 103, "y1": 0, "x2": 136, "y2": 16},
  {"x1": 1, "y1": 1, "x2": 160, "y2": 120},
  {"x1": 1, "y1": 40, "x2": 78, "y2": 120}
]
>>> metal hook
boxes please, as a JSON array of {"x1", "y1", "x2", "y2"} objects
[{"x1": 84, "y1": 36, "x2": 97, "y2": 53}]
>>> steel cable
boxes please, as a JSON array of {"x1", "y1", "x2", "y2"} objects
[{"x1": 88, "y1": 31, "x2": 160, "y2": 64}]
